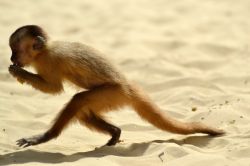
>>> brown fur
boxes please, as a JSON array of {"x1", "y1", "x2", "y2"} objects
[{"x1": 8, "y1": 25, "x2": 224, "y2": 148}]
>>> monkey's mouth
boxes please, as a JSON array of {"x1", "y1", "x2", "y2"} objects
[{"x1": 13, "y1": 62, "x2": 24, "y2": 68}]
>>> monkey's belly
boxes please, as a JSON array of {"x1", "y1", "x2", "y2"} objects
[{"x1": 65, "y1": 76, "x2": 108, "y2": 90}]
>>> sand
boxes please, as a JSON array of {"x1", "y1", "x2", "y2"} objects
[{"x1": 1, "y1": 0, "x2": 250, "y2": 165}]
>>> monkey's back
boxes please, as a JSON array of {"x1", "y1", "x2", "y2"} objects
[{"x1": 47, "y1": 41, "x2": 126, "y2": 89}]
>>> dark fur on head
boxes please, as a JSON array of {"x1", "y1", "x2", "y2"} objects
[{"x1": 9, "y1": 25, "x2": 48, "y2": 48}]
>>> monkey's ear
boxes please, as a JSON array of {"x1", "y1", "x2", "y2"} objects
[{"x1": 33, "y1": 36, "x2": 46, "y2": 50}]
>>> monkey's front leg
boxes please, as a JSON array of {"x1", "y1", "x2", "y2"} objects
[
  {"x1": 9, "y1": 65, "x2": 62, "y2": 94},
  {"x1": 8, "y1": 64, "x2": 44, "y2": 86},
  {"x1": 16, "y1": 92, "x2": 85, "y2": 148}
]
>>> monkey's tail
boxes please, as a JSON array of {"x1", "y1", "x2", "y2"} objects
[{"x1": 129, "y1": 85, "x2": 224, "y2": 136}]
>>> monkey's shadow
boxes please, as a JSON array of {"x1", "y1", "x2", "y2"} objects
[{"x1": 0, "y1": 135, "x2": 215, "y2": 165}]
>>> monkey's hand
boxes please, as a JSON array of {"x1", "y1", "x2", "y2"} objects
[
  {"x1": 16, "y1": 133, "x2": 49, "y2": 148},
  {"x1": 9, "y1": 65, "x2": 28, "y2": 84}
]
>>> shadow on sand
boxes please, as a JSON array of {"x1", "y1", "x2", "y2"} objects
[{"x1": 0, "y1": 135, "x2": 216, "y2": 165}]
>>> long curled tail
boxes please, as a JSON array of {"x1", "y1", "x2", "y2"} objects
[{"x1": 129, "y1": 85, "x2": 224, "y2": 136}]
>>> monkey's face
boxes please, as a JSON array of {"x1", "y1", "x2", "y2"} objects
[
  {"x1": 10, "y1": 36, "x2": 45, "y2": 67},
  {"x1": 9, "y1": 25, "x2": 48, "y2": 67}
]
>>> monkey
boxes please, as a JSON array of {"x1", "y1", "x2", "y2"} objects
[{"x1": 8, "y1": 25, "x2": 224, "y2": 148}]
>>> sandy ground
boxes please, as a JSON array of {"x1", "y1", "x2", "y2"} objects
[{"x1": 0, "y1": 0, "x2": 250, "y2": 165}]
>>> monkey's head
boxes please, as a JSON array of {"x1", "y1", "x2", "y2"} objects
[{"x1": 9, "y1": 25, "x2": 48, "y2": 67}]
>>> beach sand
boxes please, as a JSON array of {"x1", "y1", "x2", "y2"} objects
[{"x1": 0, "y1": 0, "x2": 250, "y2": 165}]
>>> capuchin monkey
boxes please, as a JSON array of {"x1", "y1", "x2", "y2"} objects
[{"x1": 8, "y1": 25, "x2": 224, "y2": 148}]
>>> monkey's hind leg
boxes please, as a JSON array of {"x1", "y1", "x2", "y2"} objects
[{"x1": 78, "y1": 111, "x2": 121, "y2": 146}]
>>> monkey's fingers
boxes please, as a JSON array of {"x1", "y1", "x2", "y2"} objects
[
  {"x1": 8, "y1": 65, "x2": 15, "y2": 75},
  {"x1": 23, "y1": 143, "x2": 32, "y2": 148},
  {"x1": 9, "y1": 65, "x2": 20, "y2": 77},
  {"x1": 16, "y1": 138, "x2": 28, "y2": 147},
  {"x1": 16, "y1": 134, "x2": 46, "y2": 148},
  {"x1": 16, "y1": 138, "x2": 32, "y2": 148}
]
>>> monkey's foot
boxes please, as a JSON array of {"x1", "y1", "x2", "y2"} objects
[
  {"x1": 208, "y1": 129, "x2": 225, "y2": 136},
  {"x1": 106, "y1": 128, "x2": 121, "y2": 146},
  {"x1": 16, "y1": 134, "x2": 47, "y2": 148},
  {"x1": 190, "y1": 122, "x2": 225, "y2": 136}
]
